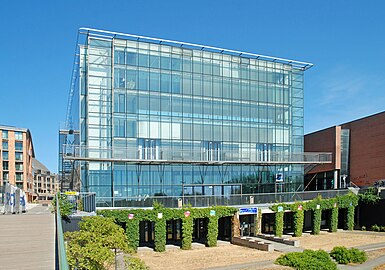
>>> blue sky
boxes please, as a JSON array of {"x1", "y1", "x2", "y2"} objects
[{"x1": 1, "y1": 1, "x2": 384, "y2": 172}]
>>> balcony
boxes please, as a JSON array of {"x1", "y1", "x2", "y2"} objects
[
  {"x1": 62, "y1": 145, "x2": 332, "y2": 165},
  {"x1": 96, "y1": 189, "x2": 350, "y2": 208}
]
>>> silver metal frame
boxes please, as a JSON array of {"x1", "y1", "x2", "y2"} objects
[
  {"x1": 63, "y1": 155, "x2": 331, "y2": 165},
  {"x1": 78, "y1": 27, "x2": 313, "y2": 70}
]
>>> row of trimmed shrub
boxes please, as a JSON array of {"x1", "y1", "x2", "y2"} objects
[
  {"x1": 362, "y1": 224, "x2": 385, "y2": 232},
  {"x1": 276, "y1": 246, "x2": 367, "y2": 269}
]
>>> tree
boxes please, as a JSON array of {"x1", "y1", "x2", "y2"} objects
[
  {"x1": 65, "y1": 216, "x2": 131, "y2": 270},
  {"x1": 51, "y1": 193, "x2": 74, "y2": 219},
  {"x1": 359, "y1": 187, "x2": 380, "y2": 204}
]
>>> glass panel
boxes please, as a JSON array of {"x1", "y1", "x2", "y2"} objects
[
  {"x1": 15, "y1": 152, "x2": 23, "y2": 161},
  {"x1": 160, "y1": 73, "x2": 171, "y2": 93},
  {"x1": 15, "y1": 142, "x2": 23, "y2": 151},
  {"x1": 126, "y1": 51, "x2": 138, "y2": 66},
  {"x1": 126, "y1": 70, "x2": 137, "y2": 90},
  {"x1": 15, "y1": 132, "x2": 23, "y2": 140},
  {"x1": 2, "y1": 141, "x2": 8, "y2": 150},
  {"x1": 114, "y1": 49, "x2": 125, "y2": 65}
]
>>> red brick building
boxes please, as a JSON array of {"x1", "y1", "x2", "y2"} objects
[{"x1": 305, "y1": 111, "x2": 385, "y2": 189}]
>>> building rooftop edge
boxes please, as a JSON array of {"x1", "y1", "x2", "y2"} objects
[
  {"x1": 305, "y1": 110, "x2": 385, "y2": 136},
  {"x1": 0, "y1": 125, "x2": 28, "y2": 132},
  {"x1": 79, "y1": 27, "x2": 314, "y2": 70}
]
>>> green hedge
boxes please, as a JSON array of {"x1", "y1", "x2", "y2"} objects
[
  {"x1": 98, "y1": 205, "x2": 237, "y2": 252},
  {"x1": 346, "y1": 206, "x2": 355, "y2": 230},
  {"x1": 271, "y1": 193, "x2": 358, "y2": 236},
  {"x1": 293, "y1": 209, "x2": 304, "y2": 237},
  {"x1": 276, "y1": 249, "x2": 337, "y2": 270},
  {"x1": 274, "y1": 211, "x2": 284, "y2": 237},
  {"x1": 330, "y1": 246, "x2": 367, "y2": 264},
  {"x1": 181, "y1": 217, "x2": 193, "y2": 250},
  {"x1": 312, "y1": 208, "x2": 322, "y2": 235},
  {"x1": 126, "y1": 219, "x2": 140, "y2": 250},
  {"x1": 207, "y1": 216, "x2": 219, "y2": 247},
  {"x1": 154, "y1": 218, "x2": 166, "y2": 252},
  {"x1": 329, "y1": 207, "x2": 338, "y2": 232},
  {"x1": 271, "y1": 193, "x2": 359, "y2": 213}
]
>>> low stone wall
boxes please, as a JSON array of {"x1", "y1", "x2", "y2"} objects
[
  {"x1": 257, "y1": 234, "x2": 299, "y2": 247},
  {"x1": 232, "y1": 236, "x2": 273, "y2": 251}
]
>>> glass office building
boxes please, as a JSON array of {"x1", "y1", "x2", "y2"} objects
[{"x1": 63, "y1": 28, "x2": 327, "y2": 207}]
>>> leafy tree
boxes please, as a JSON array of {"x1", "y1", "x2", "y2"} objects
[
  {"x1": 51, "y1": 193, "x2": 74, "y2": 219},
  {"x1": 65, "y1": 216, "x2": 131, "y2": 270},
  {"x1": 359, "y1": 187, "x2": 380, "y2": 204},
  {"x1": 124, "y1": 256, "x2": 149, "y2": 270}
]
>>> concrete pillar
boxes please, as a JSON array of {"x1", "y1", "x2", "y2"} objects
[
  {"x1": 255, "y1": 210, "x2": 262, "y2": 235},
  {"x1": 334, "y1": 170, "x2": 338, "y2": 189},
  {"x1": 231, "y1": 212, "x2": 240, "y2": 240}
]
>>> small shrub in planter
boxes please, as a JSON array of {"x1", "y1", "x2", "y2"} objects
[
  {"x1": 330, "y1": 246, "x2": 367, "y2": 264},
  {"x1": 380, "y1": 226, "x2": 385, "y2": 232},
  {"x1": 276, "y1": 249, "x2": 337, "y2": 270}
]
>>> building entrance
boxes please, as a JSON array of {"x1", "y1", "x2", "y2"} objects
[
  {"x1": 139, "y1": 220, "x2": 154, "y2": 246},
  {"x1": 193, "y1": 218, "x2": 208, "y2": 243},
  {"x1": 262, "y1": 213, "x2": 274, "y2": 234},
  {"x1": 239, "y1": 215, "x2": 255, "y2": 236},
  {"x1": 218, "y1": 216, "x2": 232, "y2": 241},
  {"x1": 166, "y1": 219, "x2": 182, "y2": 244}
]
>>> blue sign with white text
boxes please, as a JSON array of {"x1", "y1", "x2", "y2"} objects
[{"x1": 239, "y1": 207, "x2": 258, "y2": 215}]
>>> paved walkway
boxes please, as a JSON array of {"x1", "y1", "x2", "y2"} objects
[{"x1": 0, "y1": 205, "x2": 55, "y2": 269}]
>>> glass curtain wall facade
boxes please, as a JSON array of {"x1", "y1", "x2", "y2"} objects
[{"x1": 71, "y1": 30, "x2": 310, "y2": 207}]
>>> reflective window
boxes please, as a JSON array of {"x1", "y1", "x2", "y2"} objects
[
  {"x1": 15, "y1": 152, "x2": 23, "y2": 161},
  {"x1": 15, "y1": 142, "x2": 23, "y2": 151},
  {"x1": 114, "y1": 68, "x2": 125, "y2": 88},
  {"x1": 126, "y1": 52, "x2": 138, "y2": 66},
  {"x1": 15, "y1": 172, "x2": 23, "y2": 181},
  {"x1": 114, "y1": 49, "x2": 125, "y2": 65},
  {"x1": 15, "y1": 162, "x2": 23, "y2": 171},
  {"x1": 15, "y1": 132, "x2": 23, "y2": 140},
  {"x1": 3, "y1": 161, "x2": 8, "y2": 170}
]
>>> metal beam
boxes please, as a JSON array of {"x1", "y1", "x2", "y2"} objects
[
  {"x1": 78, "y1": 27, "x2": 313, "y2": 70},
  {"x1": 63, "y1": 155, "x2": 331, "y2": 165}
]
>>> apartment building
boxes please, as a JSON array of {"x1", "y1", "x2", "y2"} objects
[
  {"x1": 0, "y1": 126, "x2": 35, "y2": 201},
  {"x1": 32, "y1": 158, "x2": 59, "y2": 200}
]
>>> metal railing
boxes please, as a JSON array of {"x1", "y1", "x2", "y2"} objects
[
  {"x1": 62, "y1": 144, "x2": 332, "y2": 165},
  {"x1": 95, "y1": 189, "x2": 350, "y2": 208},
  {"x1": 55, "y1": 193, "x2": 69, "y2": 270}
]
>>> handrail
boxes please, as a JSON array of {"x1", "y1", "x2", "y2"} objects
[
  {"x1": 56, "y1": 193, "x2": 69, "y2": 270},
  {"x1": 62, "y1": 144, "x2": 332, "y2": 165}
]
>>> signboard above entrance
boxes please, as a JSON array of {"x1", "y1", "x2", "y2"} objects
[{"x1": 239, "y1": 207, "x2": 258, "y2": 215}]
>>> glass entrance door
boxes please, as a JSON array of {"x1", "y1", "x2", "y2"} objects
[{"x1": 239, "y1": 215, "x2": 255, "y2": 236}]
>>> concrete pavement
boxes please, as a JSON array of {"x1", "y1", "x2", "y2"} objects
[{"x1": 0, "y1": 205, "x2": 55, "y2": 269}]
